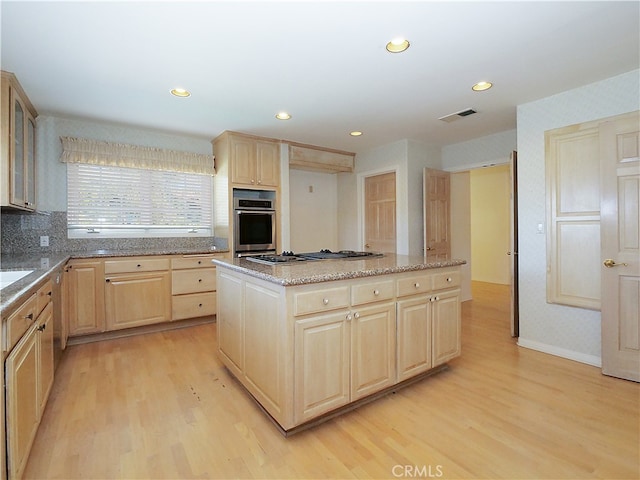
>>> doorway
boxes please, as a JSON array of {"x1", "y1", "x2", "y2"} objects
[{"x1": 451, "y1": 160, "x2": 517, "y2": 335}]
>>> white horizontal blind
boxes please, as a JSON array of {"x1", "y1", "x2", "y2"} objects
[{"x1": 67, "y1": 163, "x2": 213, "y2": 238}]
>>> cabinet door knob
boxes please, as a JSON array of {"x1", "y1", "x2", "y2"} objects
[
  {"x1": 198, "y1": 303, "x2": 203, "y2": 308},
  {"x1": 446, "y1": 277, "x2": 452, "y2": 282},
  {"x1": 346, "y1": 314, "x2": 353, "y2": 321},
  {"x1": 137, "y1": 264, "x2": 141, "y2": 268},
  {"x1": 322, "y1": 298, "x2": 329, "y2": 305},
  {"x1": 414, "y1": 282, "x2": 420, "y2": 288},
  {"x1": 198, "y1": 279, "x2": 202, "y2": 282},
  {"x1": 373, "y1": 289, "x2": 379, "y2": 296},
  {"x1": 354, "y1": 312, "x2": 360, "y2": 319}
]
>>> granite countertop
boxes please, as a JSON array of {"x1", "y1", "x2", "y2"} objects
[
  {"x1": 0, "y1": 247, "x2": 229, "y2": 317},
  {"x1": 212, "y1": 254, "x2": 466, "y2": 286}
]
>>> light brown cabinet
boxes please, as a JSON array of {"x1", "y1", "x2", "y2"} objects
[
  {"x1": 171, "y1": 253, "x2": 227, "y2": 321},
  {"x1": 66, "y1": 259, "x2": 105, "y2": 336},
  {"x1": 4, "y1": 280, "x2": 54, "y2": 480},
  {"x1": 226, "y1": 132, "x2": 280, "y2": 187},
  {"x1": 216, "y1": 264, "x2": 461, "y2": 432},
  {"x1": 104, "y1": 257, "x2": 171, "y2": 331},
  {"x1": 1, "y1": 71, "x2": 37, "y2": 211}
]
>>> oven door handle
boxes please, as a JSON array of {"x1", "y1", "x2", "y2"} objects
[{"x1": 235, "y1": 209, "x2": 275, "y2": 214}]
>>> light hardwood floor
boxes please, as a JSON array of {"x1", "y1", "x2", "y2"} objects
[{"x1": 23, "y1": 282, "x2": 639, "y2": 479}]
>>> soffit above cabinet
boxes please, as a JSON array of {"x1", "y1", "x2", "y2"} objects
[{"x1": 288, "y1": 142, "x2": 354, "y2": 173}]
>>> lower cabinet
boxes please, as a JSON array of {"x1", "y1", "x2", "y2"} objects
[
  {"x1": 432, "y1": 289, "x2": 462, "y2": 366},
  {"x1": 4, "y1": 281, "x2": 54, "y2": 480},
  {"x1": 105, "y1": 271, "x2": 171, "y2": 330},
  {"x1": 397, "y1": 295, "x2": 432, "y2": 382},
  {"x1": 66, "y1": 259, "x2": 105, "y2": 336},
  {"x1": 5, "y1": 324, "x2": 38, "y2": 480}
]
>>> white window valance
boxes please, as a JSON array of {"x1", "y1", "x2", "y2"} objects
[{"x1": 59, "y1": 136, "x2": 215, "y2": 175}]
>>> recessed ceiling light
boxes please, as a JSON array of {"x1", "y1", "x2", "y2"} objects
[
  {"x1": 386, "y1": 38, "x2": 410, "y2": 53},
  {"x1": 472, "y1": 81, "x2": 493, "y2": 92},
  {"x1": 350, "y1": 131, "x2": 363, "y2": 137},
  {"x1": 275, "y1": 112, "x2": 291, "y2": 120},
  {"x1": 170, "y1": 88, "x2": 191, "y2": 97}
]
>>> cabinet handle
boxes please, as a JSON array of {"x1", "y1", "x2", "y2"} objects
[
  {"x1": 47, "y1": 291, "x2": 52, "y2": 296},
  {"x1": 198, "y1": 303, "x2": 203, "y2": 308},
  {"x1": 25, "y1": 313, "x2": 34, "y2": 321},
  {"x1": 198, "y1": 279, "x2": 203, "y2": 283},
  {"x1": 373, "y1": 289, "x2": 379, "y2": 296},
  {"x1": 434, "y1": 296, "x2": 439, "y2": 301},
  {"x1": 414, "y1": 282, "x2": 420, "y2": 288},
  {"x1": 322, "y1": 298, "x2": 329, "y2": 305},
  {"x1": 446, "y1": 277, "x2": 452, "y2": 282},
  {"x1": 346, "y1": 313, "x2": 353, "y2": 321},
  {"x1": 198, "y1": 261, "x2": 202, "y2": 265},
  {"x1": 106, "y1": 279, "x2": 111, "y2": 283},
  {"x1": 354, "y1": 312, "x2": 360, "y2": 319},
  {"x1": 137, "y1": 264, "x2": 142, "y2": 268},
  {"x1": 37, "y1": 324, "x2": 46, "y2": 332}
]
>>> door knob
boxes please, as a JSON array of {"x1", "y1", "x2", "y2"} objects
[{"x1": 603, "y1": 259, "x2": 628, "y2": 268}]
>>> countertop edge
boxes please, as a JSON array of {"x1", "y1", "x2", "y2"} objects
[{"x1": 212, "y1": 257, "x2": 466, "y2": 286}]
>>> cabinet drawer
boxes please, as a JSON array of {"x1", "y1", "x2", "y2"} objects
[
  {"x1": 397, "y1": 273, "x2": 432, "y2": 297},
  {"x1": 172, "y1": 269, "x2": 216, "y2": 295},
  {"x1": 351, "y1": 279, "x2": 395, "y2": 306},
  {"x1": 36, "y1": 279, "x2": 53, "y2": 317},
  {"x1": 293, "y1": 286, "x2": 350, "y2": 316},
  {"x1": 104, "y1": 257, "x2": 170, "y2": 274},
  {"x1": 172, "y1": 292, "x2": 217, "y2": 320},
  {"x1": 171, "y1": 254, "x2": 225, "y2": 270},
  {"x1": 432, "y1": 270, "x2": 461, "y2": 290},
  {"x1": 4, "y1": 293, "x2": 36, "y2": 353}
]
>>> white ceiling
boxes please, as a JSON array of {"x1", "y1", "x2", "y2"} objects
[{"x1": 1, "y1": 1, "x2": 638, "y2": 154}]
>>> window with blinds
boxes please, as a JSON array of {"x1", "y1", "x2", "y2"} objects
[{"x1": 67, "y1": 163, "x2": 213, "y2": 238}]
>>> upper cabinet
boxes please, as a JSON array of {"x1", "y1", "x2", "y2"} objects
[
  {"x1": 215, "y1": 131, "x2": 280, "y2": 188},
  {"x1": 1, "y1": 71, "x2": 38, "y2": 211}
]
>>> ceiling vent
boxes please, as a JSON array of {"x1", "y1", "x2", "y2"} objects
[{"x1": 438, "y1": 108, "x2": 477, "y2": 123}]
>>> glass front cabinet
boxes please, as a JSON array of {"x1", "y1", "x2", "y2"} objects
[{"x1": 1, "y1": 71, "x2": 38, "y2": 211}]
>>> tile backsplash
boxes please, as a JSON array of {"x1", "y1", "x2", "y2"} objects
[{"x1": 0, "y1": 210, "x2": 226, "y2": 254}]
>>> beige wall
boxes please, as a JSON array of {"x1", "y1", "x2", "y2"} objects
[
  {"x1": 450, "y1": 171, "x2": 472, "y2": 301},
  {"x1": 470, "y1": 165, "x2": 511, "y2": 285},
  {"x1": 289, "y1": 169, "x2": 338, "y2": 252}
]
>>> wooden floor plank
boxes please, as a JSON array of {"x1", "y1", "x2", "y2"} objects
[{"x1": 22, "y1": 282, "x2": 639, "y2": 479}]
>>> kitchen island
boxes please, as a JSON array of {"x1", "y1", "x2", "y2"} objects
[{"x1": 212, "y1": 254, "x2": 465, "y2": 434}]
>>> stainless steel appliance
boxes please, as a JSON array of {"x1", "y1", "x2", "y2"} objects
[
  {"x1": 233, "y1": 196, "x2": 276, "y2": 256},
  {"x1": 245, "y1": 249, "x2": 383, "y2": 265}
]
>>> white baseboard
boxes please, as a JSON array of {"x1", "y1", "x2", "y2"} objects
[{"x1": 517, "y1": 338, "x2": 602, "y2": 368}]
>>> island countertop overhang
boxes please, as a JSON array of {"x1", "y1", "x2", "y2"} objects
[{"x1": 212, "y1": 254, "x2": 466, "y2": 286}]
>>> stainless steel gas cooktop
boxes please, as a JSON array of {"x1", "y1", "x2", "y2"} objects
[{"x1": 245, "y1": 249, "x2": 383, "y2": 265}]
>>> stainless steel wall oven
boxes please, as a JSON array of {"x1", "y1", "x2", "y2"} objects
[{"x1": 233, "y1": 196, "x2": 276, "y2": 256}]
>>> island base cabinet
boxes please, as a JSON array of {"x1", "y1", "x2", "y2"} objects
[
  {"x1": 243, "y1": 282, "x2": 285, "y2": 420},
  {"x1": 432, "y1": 290, "x2": 461, "y2": 367},
  {"x1": 217, "y1": 270, "x2": 245, "y2": 376},
  {"x1": 350, "y1": 302, "x2": 396, "y2": 400},
  {"x1": 294, "y1": 312, "x2": 350, "y2": 424},
  {"x1": 5, "y1": 325, "x2": 39, "y2": 480},
  {"x1": 397, "y1": 295, "x2": 432, "y2": 382}
]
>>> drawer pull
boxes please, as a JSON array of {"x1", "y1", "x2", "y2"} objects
[
  {"x1": 37, "y1": 324, "x2": 46, "y2": 332},
  {"x1": 322, "y1": 298, "x2": 329, "y2": 305},
  {"x1": 414, "y1": 282, "x2": 420, "y2": 288},
  {"x1": 137, "y1": 264, "x2": 142, "y2": 268},
  {"x1": 446, "y1": 277, "x2": 452, "y2": 282},
  {"x1": 25, "y1": 313, "x2": 34, "y2": 321},
  {"x1": 346, "y1": 313, "x2": 353, "y2": 321},
  {"x1": 199, "y1": 303, "x2": 203, "y2": 308},
  {"x1": 434, "y1": 296, "x2": 439, "y2": 301},
  {"x1": 373, "y1": 289, "x2": 380, "y2": 296},
  {"x1": 198, "y1": 260, "x2": 202, "y2": 265},
  {"x1": 198, "y1": 279, "x2": 203, "y2": 282}
]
